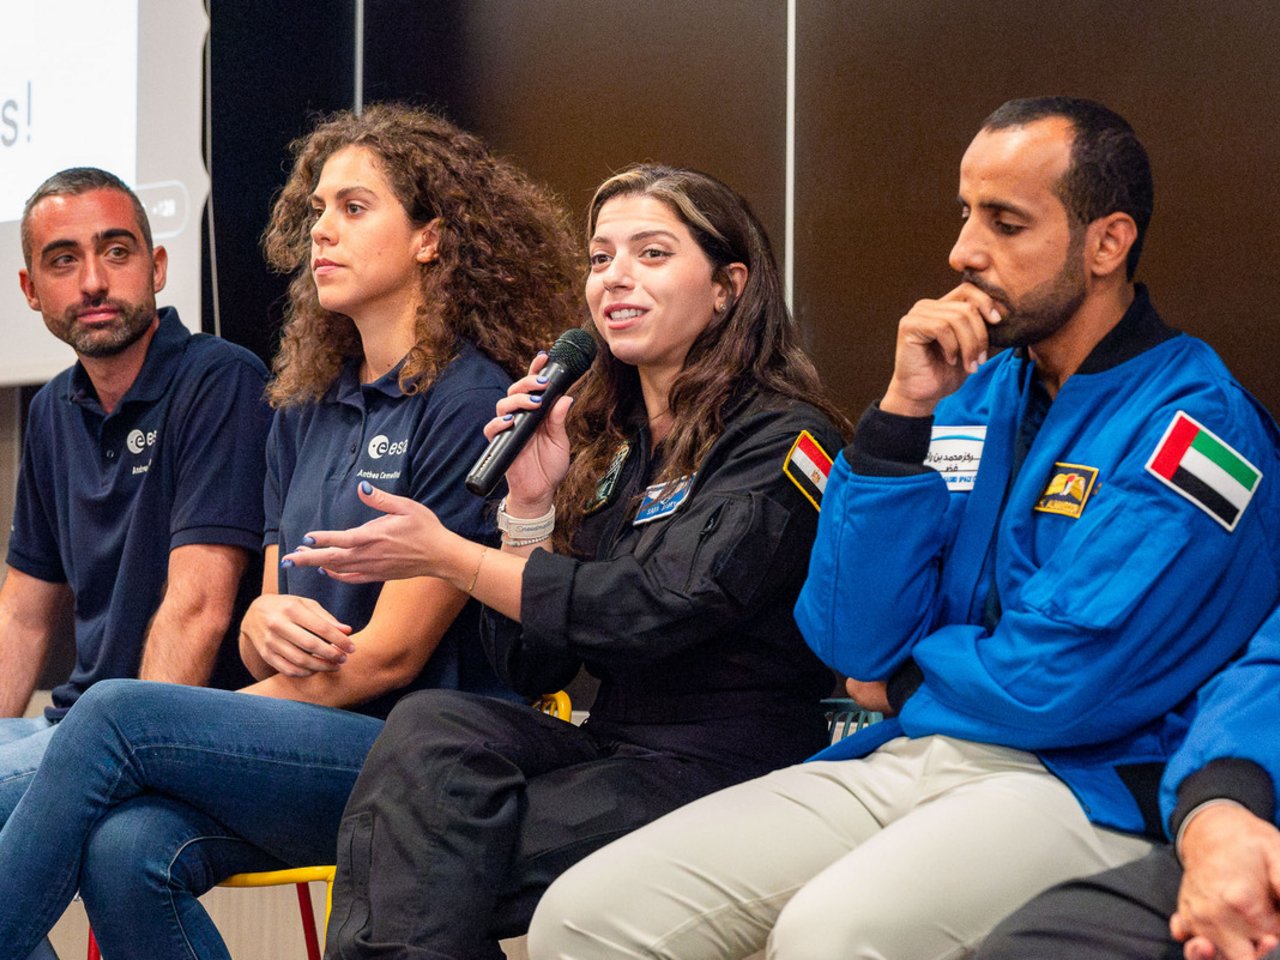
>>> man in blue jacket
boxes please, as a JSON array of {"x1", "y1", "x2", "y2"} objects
[
  {"x1": 526, "y1": 97, "x2": 1280, "y2": 960},
  {"x1": 978, "y1": 607, "x2": 1280, "y2": 960}
]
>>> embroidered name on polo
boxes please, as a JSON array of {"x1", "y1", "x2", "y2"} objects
[{"x1": 1146, "y1": 411, "x2": 1262, "y2": 532}]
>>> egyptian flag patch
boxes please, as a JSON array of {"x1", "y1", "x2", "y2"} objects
[
  {"x1": 784, "y1": 431, "x2": 833, "y2": 511},
  {"x1": 1146, "y1": 411, "x2": 1262, "y2": 532}
]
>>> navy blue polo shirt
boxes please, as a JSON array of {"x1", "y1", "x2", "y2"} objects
[
  {"x1": 266, "y1": 342, "x2": 516, "y2": 717},
  {"x1": 7, "y1": 308, "x2": 271, "y2": 719}
]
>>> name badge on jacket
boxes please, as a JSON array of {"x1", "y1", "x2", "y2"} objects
[
  {"x1": 925, "y1": 425, "x2": 986, "y2": 491},
  {"x1": 634, "y1": 474, "x2": 696, "y2": 525}
]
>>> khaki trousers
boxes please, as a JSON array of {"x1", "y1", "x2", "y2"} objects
[{"x1": 528, "y1": 735, "x2": 1154, "y2": 960}]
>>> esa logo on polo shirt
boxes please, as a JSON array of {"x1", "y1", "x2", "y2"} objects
[
  {"x1": 359, "y1": 434, "x2": 409, "y2": 482},
  {"x1": 126, "y1": 428, "x2": 158, "y2": 475},
  {"x1": 127, "y1": 429, "x2": 158, "y2": 454},
  {"x1": 367, "y1": 434, "x2": 409, "y2": 459}
]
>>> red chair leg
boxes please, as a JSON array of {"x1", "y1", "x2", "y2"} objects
[
  {"x1": 92, "y1": 884, "x2": 324, "y2": 960},
  {"x1": 295, "y1": 881, "x2": 322, "y2": 960}
]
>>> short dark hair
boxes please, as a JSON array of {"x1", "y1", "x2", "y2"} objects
[
  {"x1": 21, "y1": 167, "x2": 153, "y2": 267},
  {"x1": 983, "y1": 97, "x2": 1153, "y2": 280}
]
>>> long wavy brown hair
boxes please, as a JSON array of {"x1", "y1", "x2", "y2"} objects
[
  {"x1": 262, "y1": 103, "x2": 582, "y2": 406},
  {"x1": 553, "y1": 164, "x2": 850, "y2": 550}
]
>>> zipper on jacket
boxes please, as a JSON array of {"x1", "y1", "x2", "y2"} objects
[{"x1": 684, "y1": 502, "x2": 726, "y2": 592}]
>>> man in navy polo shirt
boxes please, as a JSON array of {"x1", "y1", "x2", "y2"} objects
[{"x1": 0, "y1": 168, "x2": 271, "y2": 834}]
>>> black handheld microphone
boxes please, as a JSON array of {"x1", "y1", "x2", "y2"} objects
[{"x1": 465, "y1": 328, "x2": 597, "y2": 497}]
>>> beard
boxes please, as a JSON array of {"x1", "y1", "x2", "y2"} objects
[
  {"x1": 48, "y1": 297, "x2": 157, "y2": 358},
  {"x1": 962, "y1": 237, "x2": 1086, "y2": 352}
]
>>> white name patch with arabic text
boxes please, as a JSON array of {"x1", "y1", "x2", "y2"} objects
[{"x1": 925, "y1": 425, "x2": 987, "y2": 491}]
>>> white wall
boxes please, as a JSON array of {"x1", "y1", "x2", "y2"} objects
[{"x1": 1, "y1": 385, "x2": 17, "y2": 586}]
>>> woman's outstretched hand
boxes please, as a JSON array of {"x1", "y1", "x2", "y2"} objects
[{"x1": 282, "y1": 482, "x2": 455, "y2": 584}]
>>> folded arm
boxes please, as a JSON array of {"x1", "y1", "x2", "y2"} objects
[{"x1": 240, "y1": 541, "x2": 466, "y2": 707}]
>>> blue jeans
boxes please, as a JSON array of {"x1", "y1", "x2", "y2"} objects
[
  {"x1": 0, "y1": 715, "x2": 56, "y2": 825},
  {"x1": 0, "y1": 716, "x2": 61, "y2": 960},
  {"x1": 0, "y1": 680, "x2": 385, "y2": 960}
]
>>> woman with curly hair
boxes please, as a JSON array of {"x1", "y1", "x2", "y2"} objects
[
  {"x1": 0, "y1": 104, "x2": 580, "y2": 960},
  {"x1": 279, "y1": 164, "x2": 849, "y2": 958}
]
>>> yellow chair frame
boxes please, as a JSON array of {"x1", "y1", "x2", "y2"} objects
[
  {"x1": 533, "y1": 689, "x2": 572, "y2": 720},
  {"x1": 219, "y1": 865, "x2": 336, "y2": 960}
]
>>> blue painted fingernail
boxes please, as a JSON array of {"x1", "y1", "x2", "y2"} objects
[
  {"x1": 502, "y1": 413, "x2": 514, "y2": 421},
  {"x1": 280, "y1": 558, "x2": 294, "y2": 568},
  {"x1": 529, "y1": 393, "x2": 543, "y2": 403},
  {"x1": 301, "y1": 535, "x2": 316, "y2": 547},
  {"x1": 537, "y1": 350, "x2": 548, "y2": 357},
  {"x1": 318, "y1": 568, "x2": 329, "y2": 577},
  {"x1": 360, "y1": 481, "x2": 373, "y2": 495},
  {"x1": 536, "y1": 373, "x2": 550, "y2": 384}
]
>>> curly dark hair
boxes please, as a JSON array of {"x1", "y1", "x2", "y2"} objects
[
  {"x1": 982, "y1": 97, "x2": 1153, "y2": 280},
  {"x1": 262, "y1": 103, "x2": 583, "y2": 406},
  {"x1": 553, "y1": 164, "x2": 850, "y2": 550}
]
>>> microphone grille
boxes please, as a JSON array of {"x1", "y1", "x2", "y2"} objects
[{"x1": 547, "y1": 327, "x2": 597, "y2": 378}]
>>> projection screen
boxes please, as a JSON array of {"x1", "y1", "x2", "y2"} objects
[{"x1": 0, "y1": 0, "x2": 209, "y2": 386}]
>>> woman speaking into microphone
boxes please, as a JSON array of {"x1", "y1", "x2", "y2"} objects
[{"x1": 284, "y1": 164, "x2": 850, "y2": 959}]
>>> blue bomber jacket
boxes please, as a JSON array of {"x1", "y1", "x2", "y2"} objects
[
  {"x1": 796, "y1": 286, "x2": 1280, "y2": 835},
  {"x1": 1161, "y1": 603, "x2": 1280, "y2": 839}
]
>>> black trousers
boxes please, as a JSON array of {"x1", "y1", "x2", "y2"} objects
[
  {"x1": 324, "y1": 689, "x2": 747, "y2": 960},
  {"x1": 978, "y1": 846, "x2": 1280, "y2": 960}
]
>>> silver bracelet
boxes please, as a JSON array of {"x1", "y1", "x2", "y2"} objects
[
  {"x1": 501, "y1": 532, "x2": 552, "y2": 548},
  {"x1": 496, "y1": 498, "x2": 555, "y2": 541}
]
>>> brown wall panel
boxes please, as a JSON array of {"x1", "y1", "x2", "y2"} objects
[
  {"x1": 796, "y1": 0, "x2": 1280, "y2": 419},
  {"x1": 364, "y1": 0, "x2": 789, "y2": 257}
]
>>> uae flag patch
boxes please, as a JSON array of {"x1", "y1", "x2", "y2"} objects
[
  {"x1": 784, "y1": 431, "x2": 833, "y2": 511},
  {"x1": 1146, "y1": 411, "x2": 1262, "y2": 532}
]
